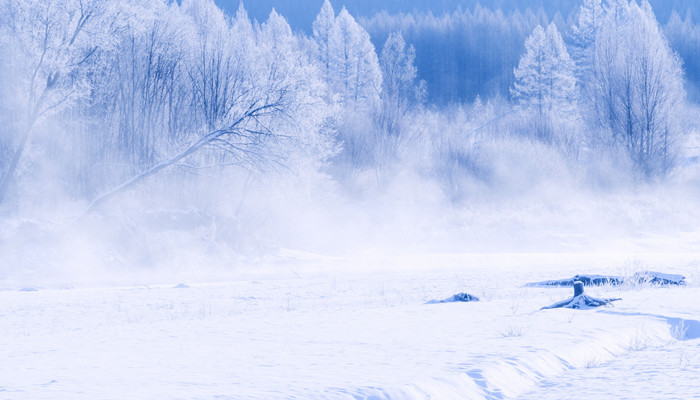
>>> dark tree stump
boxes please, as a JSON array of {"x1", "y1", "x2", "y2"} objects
[{"x1": 542, "y1": 281, "x2": 621, "y2": 310}]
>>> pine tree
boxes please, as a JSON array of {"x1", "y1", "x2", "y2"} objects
[
  {"x1": 571, "y1": 0, "x2": 604, "y2": 81},
  {"x1": 544, "y1": 24, "x2": 577, "y2": 114},
  {"x1": 512, "y1": 23, "x2": 576, "y2": 118},
  {"x1": 333, "y1": 8, "x2": 382, "y2": 106},
  {"x1": 372, "y1": 31, "x2": 425, "y2": 179},
  {"x1": 312, "y1": 0, "x2": 335, "y2": 88},
  {"x1": 380, "y1": 32, "x2": 422, "y2": 111},
  {"x1": 312, "y1": 3, "x2": 381, "y2": 107},
  {"x1": 376, "y1": 31, "x2": 426, "y2": 140}
]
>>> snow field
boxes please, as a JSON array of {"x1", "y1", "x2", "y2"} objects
[{"x1": 1, "y1": 254, "x2": 698, "y2": 399}]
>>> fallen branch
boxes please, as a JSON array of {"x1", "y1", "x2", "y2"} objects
[{"x1": 82, "y1": 101, "x2": 283, "y2": 216}]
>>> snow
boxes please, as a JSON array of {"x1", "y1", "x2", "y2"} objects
[{"x1": 1, "y1": 253, "x2": 698, "y2": 399}]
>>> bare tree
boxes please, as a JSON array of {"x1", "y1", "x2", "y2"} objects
[
  {"x1": 84, "y1": 4, "x2": 334, "y2": 214},
  {"x1": 588, "y1": 0, "x2": 685, "y2": 177},
  {"x1": 84, "y1": 98, "x2": 288, "y2": 214},
  {"x1": 0, "y1": 0, "x2": 111, "y2": 201}
]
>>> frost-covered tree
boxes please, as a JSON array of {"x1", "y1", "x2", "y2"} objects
[
  {"x1": 380, "y1": 32, "x2": 425, "y2": 116},
  {"x1": 97, "y1": 1, "x2": 193, "y2": 177},
  {"x1": 311, "y1": 2, "x2": 386, "y2": 182},
  {"x1": 256, "y1": 9, "x2": 336, "y2": 176},
  {"x1": 312, "y1": 3, "x2": 381, "y2": 107},
  {"x1": 362, "y1": 5, "x2": 543, "y2": 104},
  {"x1": 665, "y1": 11, "x2": 700, "y2": 101},
  {"x1": 588, "y1": 0, "x2": 685, "y2": 177},
  {"x1": 84, "y1": 4, "x2": 336, "y2": 211},
  {"x1": 378, "y1": 31, "x2": 425, "y2": 138},
  {"x1": 0, "y1": 0, "x2": 116, "y2": 201},
  {"x1": 571, "y1": 0, "x2": 604, "y2": 81},
  {"x1": 312, "y1": 0, "x2": 336, "y2": 90},
  {"x1": 184, "y1": 0, "x2": 241, "y2": 132},
  {"x1": 367, "y1": 31, "x2": 426, "y2": 183},
  {"x1": 334, "y1": 8, "x2": 382, "y2": 106},
  {"x1": 0, "y1": 0, "x2": 342, "y2": 209},
  {"x1": 512, "y1": 23, "x2": 576, "y2": 118}
]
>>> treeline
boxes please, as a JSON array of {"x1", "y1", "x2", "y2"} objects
[
  {"x1": 0, "y1": 0, "x2": 337, "y2": 207},
  {"x1": 666, "y1": 11, "x2": 700, "y2": 101},
  {"x1": 362, "y1": 2, "x2": 700, "y2": 104},
  {"x1": 0, "y1": 0, "x2": 693, "y2": 219},
  {"x1": 361, "y1": 6, "x2": 558, "y2": 104},
  {"x1": 233, "y1": 0, "x2": 700, "y2": 34}
]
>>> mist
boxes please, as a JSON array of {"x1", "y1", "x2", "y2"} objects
[
  {"x1": 5, "y1": 2, "x2": 700, "y2": 399},
  {"x1": 1, "y1": 0, "x2": 700, "y2": 289}
]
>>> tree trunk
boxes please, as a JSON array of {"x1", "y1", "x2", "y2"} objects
[
  {"x1": 82, "y1": 131, "x2": 215, "y2": 215},
  {"x1": 0, "y1": 121, "x2": 35, "y2": 203}
]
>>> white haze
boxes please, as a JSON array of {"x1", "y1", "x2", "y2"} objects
[
  {"x1": 4, "y1": 3, "x2": 700, "y2": 399},
  {"x1": 0, "y1": 0, "x2": 698, "y2": 286},
  {"x1": 2, "y1": 124, "x2": 700, "y2": 287}
]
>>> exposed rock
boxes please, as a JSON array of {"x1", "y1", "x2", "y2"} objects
[
  {"x1": 632, "y1": 271, "x2": 685, "y2": 286},
  {"x1": 527, "y1": 271, "x2": 686, "y2": 288},
  {"x1": 526, "y1": 274, "x2": 625, "y2": 287},
  {"x1": 426, "y1": 292, "x2": 479, "y2": 304}
]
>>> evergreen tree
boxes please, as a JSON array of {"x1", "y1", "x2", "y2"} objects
[
  {"x1": 311, "y1": 3, "x2": 382, "y2": 107},
  {"x1": 512, "y1": 23, "x2": 576, "y2": 118},
  {"x1": 333, "y1": 8, "x2": 382, "y2": 106},
  {"x1": 380, "y1": 32, "x2": 424, "y2": 117},
  {"x1": 571, "y1": 0, "x2": 604, "y2": 81},
  {"x1": 312, "y1": 0, "x2": 336, "y2": 89}
]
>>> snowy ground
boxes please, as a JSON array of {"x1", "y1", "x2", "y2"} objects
[{"x1": 1, "y1": 253, "x2": 699, "y2": 399}]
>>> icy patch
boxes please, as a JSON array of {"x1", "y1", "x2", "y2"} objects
[{"x1": 669, "y1": 317, "x2": 700, "y2": 341}]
